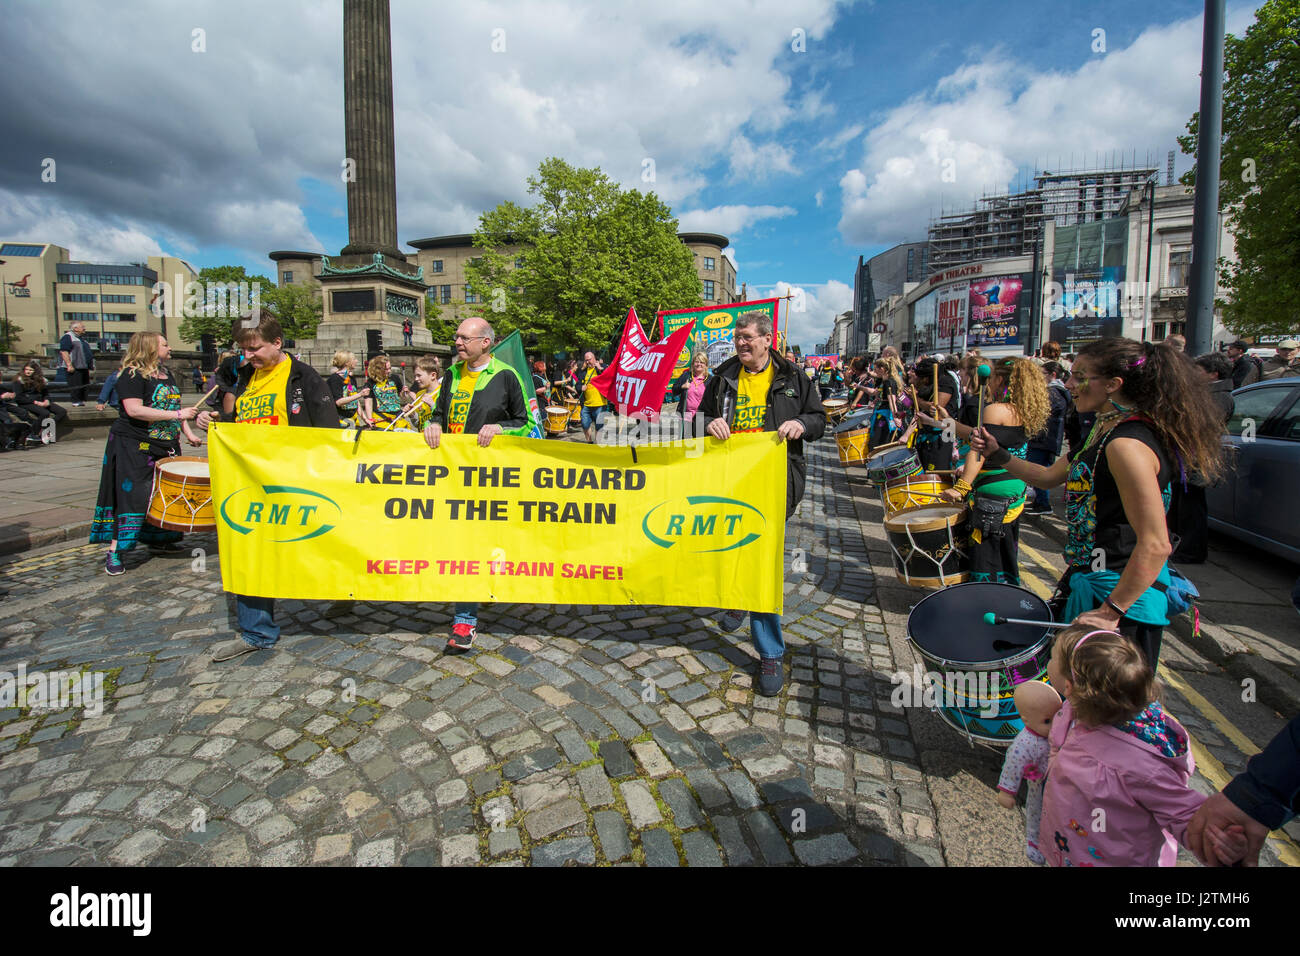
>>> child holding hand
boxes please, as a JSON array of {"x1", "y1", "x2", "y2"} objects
[{"x1": 1040, "y1": 625, "x2": 1246, "y2": 866}]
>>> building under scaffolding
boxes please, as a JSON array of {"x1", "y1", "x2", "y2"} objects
[{"x1": 927, "y1": 166, "x2": 1157, "y2": 274}]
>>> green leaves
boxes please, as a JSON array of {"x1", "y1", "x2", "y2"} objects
[
  {"x1": 1180, "y1": 0, "x2": 1300, "y2": 336},
  {"x1": 464, "y1": 157, "x2": 702, "y2": 353}
]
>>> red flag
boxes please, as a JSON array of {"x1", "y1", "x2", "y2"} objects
[{"x1": 591, "y1": 308, "x2": 695, "y2": 420}]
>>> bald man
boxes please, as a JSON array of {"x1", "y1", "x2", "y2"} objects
[{"x1": 423, "y1": 317, "x2": 530, "y2": 651}]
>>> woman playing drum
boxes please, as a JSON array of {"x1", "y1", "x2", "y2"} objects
[
  {"x1": 868, "y1": 358, "x2": 902, "y2": 448},
  {"x1": 970, "y1": 339, "x2": 1223, "y2": 669},
  {"x1": 910, "y1": 356, "x2": 958, "y2": 472},
  {"x1": 942, "y1": 357, "x2": 1047, "y2": 585},
  {"x1": 91, "y1": 331, "x2": 199, "y2": 575}
]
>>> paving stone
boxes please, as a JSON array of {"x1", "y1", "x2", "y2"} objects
[
  {"x1": 597, "y1": 740, "x2": 635, "y2": 778},
  {"x1": 524, "y1": 798, "x2": 585, "y2": 840},
  {"x1": 713, "y1": 815, "x2": 753, "y2": 865},
  {"x1": 793, "y1": 832, "x2": 860, "y2": 866},
  {"x1": 356, "y1": 837, "x2": 397, "y2": 867},
  {"x1": 746, "y1": 811, "x2": 793, "y2": 865},
  {"x1": 621, "y1": 780, "x2": 663, "y2": 829},
  {"x1": 718, "y1": 771, "x2": 762, "y2": 809},
  {"x1": 575, "y1": 765, "x2": 615, "y2": 808},
  {"x1": 658, "y1": 777, "x2": 705, "y2": 829},
  {"x1": 631, "y1": 741, "x2": 673, "y2": 778},
  {"x1": 502, "y1": 747, "x2": 561, "y2": 782},
  {"x1": 593, "y1": 810, "x2": 631, "y2": 862},
  {"x1": 441, "y1": 834, "x2": 480, "y2": 866},
  {"x1": 640, "y1": 827, "x2": 679, "y2": 867},
  {"x1": 532, "y1": 836, "x2": 596, "y2": 867},
  {"x1": 489, "y1": 828, "x2": 522, "y2": 857},
  {"x1": 680, "y1": 830, "x2": 724, "y2": 867}
]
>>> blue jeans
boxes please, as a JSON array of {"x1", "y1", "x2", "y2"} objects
[
  {"x1": 1025, "y1": 447, "x2": 1054, "y2": 509},
  {"x1": 454, "y1": 602, "x2": 478, "y2": 626},
  {"x1": 750, "y1": 612, "x2": 784, "y2": 660},
  {"x1": 236, "y1": 594, "x2": 280, "y2": 648},
  {"x1": 581, "y1": 405, "x2": 605, "y2": 431}
]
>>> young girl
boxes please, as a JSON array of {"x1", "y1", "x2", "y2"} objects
[
  {"x1": 868, "y1": 358, "x2": 901, "y2": 448},
  {"x1": 1040, "y1": 624, "x2": 1246, "y2": 867}
]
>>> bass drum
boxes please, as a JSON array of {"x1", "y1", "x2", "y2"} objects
[
  {"x1": 883, "y1": 503, "x2": 969, "y2": 588},
  {"x1": 905, "y1": 582, "x2": 1055, "y2": 746}
]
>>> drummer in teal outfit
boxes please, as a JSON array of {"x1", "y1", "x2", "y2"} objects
[{"x1": 970, "y1": 338, "x2": 1225, "y2": 669}]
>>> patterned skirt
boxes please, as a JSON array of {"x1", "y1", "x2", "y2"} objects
[{"x1": 90, "y1": 431, "x2": 182, "y2": 550}]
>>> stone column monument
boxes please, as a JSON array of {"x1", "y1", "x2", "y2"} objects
[{"x1": 303, "y1": 0, "x2": 434, "y2": 361}]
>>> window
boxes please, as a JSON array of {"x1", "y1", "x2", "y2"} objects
[
  {"x1": 282, "y1": 271, "x2": 294, "y2": 284},
  {"x1": 702, "y1": 280, "x2": 715, "y2": 299},
  {"x1": 1226, "y1": 386, "x2": 1291, "y2": 437},
  {"x1": 465, "y1": 286, "x2": 478, "y2": 304},
  {"x1": 62, "y1": 293, "x2": 96, "y2": 302},
  {"x1": 430, "y1": 260, "x2": 443, "y2": 274},
  {"x1": 440, "y1": 285, "x2": 451, "y2": 305},
  {"x1": 1167, "y1": 248, "x2": 1191, "y2": 288},
  {"x1": 704, "y1": 257, "x2": 715, "y2": 271},
  {"x1": 102, "y1": 294, "x2": 135, "y2": 304},
  {"x1": 0, "y1": 243, "x2": 43, "y2": 256},
  {"x1": 64, "y1": 312, "x2": 98, "y2": 323},
  {"x1": 102, "y1": 313, "x2": 134, "y2": 322}
]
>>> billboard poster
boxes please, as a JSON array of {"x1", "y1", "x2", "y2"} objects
[
  {"x1": 1048, "y1": 266, "x2": 1124, "y2": 344},
  {"x1": 656, "y1": 297, "x2": 782, "y2": 377},
  {"x1": 967, "y1": 275, "x2": 1024, "y2": 348},
  {"x1": 804, "y1": 353, "x2": 838, "y2": 369},
  {"x1": 911, "y1": 291, "x2": 938, "y2": 355},
  {"x1": 936, "y1": 283, "x2": 969, "y2": 352}
]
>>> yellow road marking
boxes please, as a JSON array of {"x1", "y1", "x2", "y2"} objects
[
  {"x1": 1017, "y1": 566, "x2": 1054, "y2": 602},
  {"x1": 1019, "y1": 541, "x2": 1062, "y2": 578},
  {"x1": 1160, "y1": 669, "x2": 1300, "y2": 866}
]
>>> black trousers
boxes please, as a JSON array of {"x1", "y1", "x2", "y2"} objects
[
  {"x1": 1167, "y1": 481, "x2": 1208, "y2": 563},
  {"x1": 69, "y1": 368, "x2": 90, "y2": 402}
]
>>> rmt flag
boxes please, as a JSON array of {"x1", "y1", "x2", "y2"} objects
[{"x1": 591, "y1": 308, "x2": 695, "y2": 419}]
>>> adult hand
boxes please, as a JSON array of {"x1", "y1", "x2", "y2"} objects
[
  {"x1": 996, "y1": 792, "x2": 1016, "y2": 810},
  {"x1": 1187, "y1": 792, "x2": 1269, "y2": 867},
  {"x1": 423, "y1": 423, "x2": 442, "y2": 450},
  {"x1": 196, "y1": 410, "x2": 215, "y2": 430},
  {"x1": 477, "y1": 423, "x2": 502, "y2": 447},
  {"x1": 95, "y1": 403, "x2": 106, "y2": 412},
  {"x1": 359, "y1": 387, "x2": 371, "y2": 397},
  {"x1": 178, "y1": 406, "x2": 198, "y2": 421},
  {"x1": 776, "y1": 419, "x2": 805, "y2": 441},
  {"x1": 1072, "y1": 607, "x2": 1123, "y2": 632},
  {"x1": 941, "y1": 488, "x2": 965, "y2": 504},
  {"x1": 914, "y1": 410, "x2": 938, "y2": 428},
  {"x1": 706, "y1": 419, "x2": 730, "y2": 441},
  {"x1": 969, "y1": 426, "x2": 1000, "y2": 457}
]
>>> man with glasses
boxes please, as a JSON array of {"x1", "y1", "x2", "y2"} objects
[
  {"x1": 698, "y1": 313, "x2": 825, "y2": 696},
  {"x1": 580, "y1": 351, "x2": 606, "y2": 443},
  {"x1": 423, "y1": 318, "x2": 530, "y2": 651}
]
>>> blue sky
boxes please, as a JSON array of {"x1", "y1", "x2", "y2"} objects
[{"x1": 0, "y1": 0, "x2": 1258, "y2": 350}]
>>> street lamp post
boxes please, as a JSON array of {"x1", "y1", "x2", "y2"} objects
[{"x1": 0, "y1": 258, "x2": 9, "y2": 355}]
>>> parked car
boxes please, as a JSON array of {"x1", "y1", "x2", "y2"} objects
[{"x1": 1206, "y1": 379, "x2": 1300, "y2": 562}]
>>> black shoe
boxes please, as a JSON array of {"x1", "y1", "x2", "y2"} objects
[{"x1": 105, "y1": 551, "x2": 125, "y2": 576}]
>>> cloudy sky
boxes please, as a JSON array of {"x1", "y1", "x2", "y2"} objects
[{"x1": 0, "y1": 0, "x2": 1258, "y2": 350}]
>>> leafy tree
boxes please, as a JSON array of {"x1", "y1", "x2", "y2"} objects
[
  {"x1": 424, "y1": 295, "x2": 455, "y2": 345},
  {"x1": 466, "y1": 157, "x2": 702, "y2": 352},
  {"x1": 177, "y1": 265, "x2": 276, "y2": 342},
  {"x1": 1179, "y1": 0, "x2": 1300, "y2": 337},
  {"x1": 262, "y1": 282, "x2": 322, "y2": 340}
]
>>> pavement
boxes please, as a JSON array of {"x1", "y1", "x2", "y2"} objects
[{"x1": 0, "y1": 422, "x2": 1296, "y2": 867}]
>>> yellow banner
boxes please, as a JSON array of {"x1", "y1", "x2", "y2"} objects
[{"x1": 210, "y1": 425, "x2": 787, "y2": 613}]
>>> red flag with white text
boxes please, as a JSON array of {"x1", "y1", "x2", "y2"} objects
[{"x1": 591, "y1": 308, "x2": 696, "y2": 419}]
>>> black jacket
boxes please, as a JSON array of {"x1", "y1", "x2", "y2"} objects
[
  {"x1": 432, "y1": 356, "x2": 529, "y2": 436},
  {"x1": 698, "y1": 352, "x2": 825, "y2": 518},
  {"x1": 1029, "y1": 380, "x2": 1072, "y2": 454},
  {"x1": 231, "y1": 356, "x2": 340, "y2": 428},
  {"x1": 1223, "y1": 713, "x2": 1300, "y2": 830}
]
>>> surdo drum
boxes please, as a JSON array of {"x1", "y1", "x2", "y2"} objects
[
  {"x1": 146, "y1": 456, "x2": 215, "y2": 532},
  {"x1": 883, "y1": 503, "x2": 969, "y2": 588},
  {"x1": 864, "y1": 443, "x2": 922, "y2": 487}
]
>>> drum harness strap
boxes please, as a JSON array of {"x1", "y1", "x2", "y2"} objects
[{"x1": 968, "y1": 471, "x2": 1013, "y2": 540}]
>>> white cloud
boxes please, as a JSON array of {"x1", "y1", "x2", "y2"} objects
[
  {"x1": 677, "y1": 204, "x2": 796, "y2": 237},
  {"x1": 814, "y1": 189, "x2": 825, "y2": 208},
  {"x1": 727, "y1": 135, "x2": 798, "y2": 183},
  {"x1": 758, "y1": 279, "x2": 853, "y2": 351},
  {"x1": 814, "y1": 122, "x2": 865, "y2": 156},
  {"x1": 837, "y1": 9, "x2": 1257, "y2": 245},
  {"x1": 0, "y1": 193, "x2": 165, "y2": 263}
]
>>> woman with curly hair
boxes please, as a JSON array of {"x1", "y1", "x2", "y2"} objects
[
  {"x1": 943, "y1": 357, "x2": 1048, "y2": 584},
  {"x1": 971, "y1": 339, "x2": 1224, "y2": 669},
  {"x1": 363, "y1": 353, "x2": 409, "y2": 428}
]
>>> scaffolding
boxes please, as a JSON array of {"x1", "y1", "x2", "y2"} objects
[{"x1": 927, "y1": 165, "x2": 1156, "y2": 274}]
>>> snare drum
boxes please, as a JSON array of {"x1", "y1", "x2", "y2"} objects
[
  {"x1": 833, "y1": 421, "x2": 871, "y2": 465},
  {"x1": 146, "y1": 456, "x2": 215, "y2": 532},
  {"x1": 883, "y1": 502, "x2": 969, "y2": 587},
  {"x1": 823, "y1": 399, "x2": 849, "y2": 424},
  {"x1": 864, "y1": 444, "x2": 922, "y2": 487},
  {"x1": 545, "y1": 405, "x2": 570, "y2": 437},
  {"x1": 905, "y1": 582, "x2": 1055, "y2": 746},
  {"x1": 883, "y1": 472, "x2": 952, "y2": 514}
]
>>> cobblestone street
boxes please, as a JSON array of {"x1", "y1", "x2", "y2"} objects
[{"x1": 0, "y1": 441, "x2": 1293, "y2": 867}]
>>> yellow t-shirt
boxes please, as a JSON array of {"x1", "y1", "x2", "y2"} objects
[
  {"x1": 582, "y1": 367, "x2": 604, "y2": 407},
  {"x1": 447, "y1": 369, "x2": 481, "y2": 434},
  {"x1": 234, "y1": 357, "x2": 292, "y2": 426},
  {"x1": 732, "y1": 360, "x2": 775, "y2": 433},
  {"x1": 409, "y1": 383, "x2": 440, "y2": 431}
]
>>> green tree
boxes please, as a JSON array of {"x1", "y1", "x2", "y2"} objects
[
  {"x1": 466, "y1": 157, "x2": 702, "y2": 352},
  {"x1": 424, "y1": 295, "x2": 455, "y2": 345},
  {"x1": 262, "y1": 282, "x2": 323, "y2": 340},
  {"x1": 177, "y1": 265, "x2": 276, "y2": 342},
  {"x1": 1179, "y1": 0, "x2": 1300, "y2": 337}
]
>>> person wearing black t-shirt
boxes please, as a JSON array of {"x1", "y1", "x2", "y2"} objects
[
  {"x1": 868, "y1": 359, "x2": 901, "y2": 448},
  {"x1": 364, "y1": 353, "x2": 410, "y2": 427},
  {"x1": 971, "y1": 339, "x2": 1225, "y2": 669},
  {"x1": 910, "y1": 357, "x2": 958, "y2": 471},
  {"x1": 90, "y1": 332, "x2": 199, "y2": 575}
]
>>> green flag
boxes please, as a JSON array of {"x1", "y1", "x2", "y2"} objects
[{"x1": 491, "y1": 330, "x2": 544, "y2": 439}]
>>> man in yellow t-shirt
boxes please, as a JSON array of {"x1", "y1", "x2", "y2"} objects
[
  {"x1": 731, "y1": 360, "x2": 774, "y2": 433},
  {"x1": 580, "y1": 351, "x2": 606, "y2": 444},
  {"x1": 446, "y1": 367, "x2": 480, "y2": 434}
]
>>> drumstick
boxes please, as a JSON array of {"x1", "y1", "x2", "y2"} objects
[
  {"x1": 975, "y1": 363, "x2": 991, "y2": 436},
  {"x1": 191, "y1": 381, "x2": 221, "y2": 412},
  {"x1": 383, "y1": 392, "x2": 430, "y2": 432},
  {"x1": 983, "y1": 612, "x2": 1068, "y2": 629}
]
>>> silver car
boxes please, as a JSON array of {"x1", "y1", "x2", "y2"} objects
[{"x1": 1206, "y1": 379, "x2": 1300, "y2": 562}]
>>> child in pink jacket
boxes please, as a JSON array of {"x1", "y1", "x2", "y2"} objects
[{"x1": 1039, "y1": 626, "x2": 1246, "y2": 867}]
